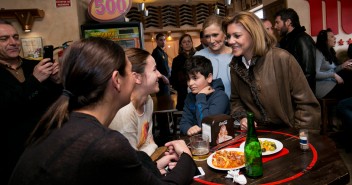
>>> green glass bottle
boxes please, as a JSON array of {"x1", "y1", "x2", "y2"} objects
[{"x1": 244, "y1": 112, "x2": 263, "y2": 178}]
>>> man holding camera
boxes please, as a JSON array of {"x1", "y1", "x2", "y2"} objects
[{"x1": 0, "y1": 20, "x2": 62, "y2": 184}]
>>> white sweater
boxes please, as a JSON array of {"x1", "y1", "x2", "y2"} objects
[{"x1": 109, "y1": 95, "x2": 158, "y2": 156}]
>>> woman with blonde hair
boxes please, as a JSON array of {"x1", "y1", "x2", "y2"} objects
[
  {"x1": 195, "y1": 15, "x2": 233, "y2": 98},
  {"x1": 224, "y1": 11, "x2": 321, "y2": 131}
]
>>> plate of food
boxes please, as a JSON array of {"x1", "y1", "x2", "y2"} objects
[
  {"x1": 239, "y1": 138, "x2": 283, "y2": 156},
  {"x1": 207, "y1": 148, "x2": 245, "y2": 170}
]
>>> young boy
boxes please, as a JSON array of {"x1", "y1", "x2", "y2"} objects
[{"x1": 179, "y1": 55, "x2": 230, "y2": 136}]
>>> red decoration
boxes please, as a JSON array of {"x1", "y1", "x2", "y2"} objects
[
  {"x1": 308, "y1": 0, "x2": 323, "y2": 36},
  {"x1": 338, "y1": 39, "x2": 344, "y2": 46},
  {"x1": 347, "y1": 38, "x2": 352, "y2": 45},
  {"x1": 308, "y1": 0, "x2": 352, "y2": 36},
  {"x1": 341, "y1": 0, "x2": 352, "y2": 34},
  {"x1": 325, "y1": 0, "x2": 338, "y2": 34}
]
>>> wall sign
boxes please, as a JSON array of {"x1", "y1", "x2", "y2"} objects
[
  {"x1": 88, "y1": 0, "x2": 132, "y2": 22},
  {"x1": 56, "y1": 0, "x2": 71, "y2": 8}
]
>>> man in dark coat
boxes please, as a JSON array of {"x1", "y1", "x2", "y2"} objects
[
  {"x1": 152, "y1": 33, "x2": 170, "y2": 96},
  {"x1": 151, "y1": 33, "x2": 172, "y2": 142},
  {"x1": 195, "y1": 31, "x2": 208, "y2": 51},
  {"x1": 0, "y1": 20, "x2": 62, "y2": 184},
  {"x1": 275, "y1": 8, "x2": 316, "y2": 93}
]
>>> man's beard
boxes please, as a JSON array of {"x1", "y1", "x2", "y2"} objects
[{"x1": 280, "y1": 25, "x2": 288, "y2": 37}]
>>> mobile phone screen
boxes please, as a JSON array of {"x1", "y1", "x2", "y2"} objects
[{"x1": 43, "y1": 45, "x2": 54, "y2": 62}]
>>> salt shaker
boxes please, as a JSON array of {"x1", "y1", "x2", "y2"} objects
[{"x1": 299, "y1": 129, "x2": 309, "y2": 151}]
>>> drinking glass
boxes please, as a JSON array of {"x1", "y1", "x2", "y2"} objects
[{"x1": 190, "y1": 134, "x2": 209, "y2": 156}]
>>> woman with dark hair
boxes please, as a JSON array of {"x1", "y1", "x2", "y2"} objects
[
  {"x1": 170, "y1": 33, "x2": 196, "y2": 110},
  {"x1": 9, "y1": 37, "x2": 197, "y2": 185},
  {"x1": 315, "y1": 28, "x2": 352, "y2": 99}
]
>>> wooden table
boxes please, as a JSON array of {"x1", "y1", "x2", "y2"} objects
[{"x1": 192, "y1": 129, "x2": 350, "y2": 185}]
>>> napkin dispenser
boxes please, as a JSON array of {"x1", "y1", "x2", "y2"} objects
[{"x1": 201, "y1": 114, "x2": 234, "y2": 146}]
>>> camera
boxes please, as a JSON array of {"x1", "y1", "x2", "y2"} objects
[{"x1": 43, "y1": 45, "x2": 54, "y2": 62}]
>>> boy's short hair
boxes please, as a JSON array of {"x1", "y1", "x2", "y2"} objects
[{"x1": 184, "y1": 55, "x2": 213, "y2": 80}]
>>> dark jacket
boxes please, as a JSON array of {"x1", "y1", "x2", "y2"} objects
[
  {"x1": 1, "y1": 58, "x2": 62, "y2": 184},
  {"x1": 230, "y1": 48, "x2": 321, "y2": 130},
  {"x1": 179, "y1": 78, "x2": 230, "y2": 135},
  {"x1": 195, "y1": 44, "x2": 204, "y2": 51},
  {"x1": 9, "y1": 112, "x2": 198, "y2": 185},
  {"x1": 170, "y1": 53, "x2": 191, "y2": 110},
  {"x1": 280, "y1": 26, "x2": 316, "y2": 93},
  {"x1": 152, "y1": 46, "x2": 170, "y2": 96}
]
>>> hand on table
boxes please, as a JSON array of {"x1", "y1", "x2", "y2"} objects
[
  {"x1": 239, "y1": 118, "x2": 257, "y2": 130},
  {"x1": 187, "y1": 125, "x2": 201, "y2": 136},
  {"x1": 165, "y1": 140, "x2": 192, "y2": 157},
  {"x1": 156, "y1": 152, "x2": 178, "y2": 175}
]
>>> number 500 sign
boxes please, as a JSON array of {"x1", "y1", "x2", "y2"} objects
[{"x1": 88, "y1": 0, "x2": 132, "y2": 22}]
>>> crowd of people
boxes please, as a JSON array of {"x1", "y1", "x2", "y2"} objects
[
  {"x1": 7, "y1": 36, "x2": 198, "y2": 185},
  {"x1": 2, "y1": 6, "x2": 352, "y2": 185}
]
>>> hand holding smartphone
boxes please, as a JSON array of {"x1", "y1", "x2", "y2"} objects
[{"x1": 43, "y1": 45, "x2": 54, "y2": 62}]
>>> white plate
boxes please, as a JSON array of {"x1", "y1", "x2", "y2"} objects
[
  {"x1": 207, "y1": 148, "x2": 245, "y2": 171},
  {"x1": 239, "y1": 138, "x2": 283, "y2": 156}
]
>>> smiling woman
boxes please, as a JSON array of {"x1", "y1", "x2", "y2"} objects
[
  {"x1": 224, "y1": 11, "x2": 321, "y2": 131},
  {"x1": 109, "y1": 48, "x2": 161, "y2": 156},
  {"x1": 194, "y1": 15, "x2": 233, "y2": 98}
]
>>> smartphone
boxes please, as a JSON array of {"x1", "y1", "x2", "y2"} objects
[
  {"x1": 43, "y1": 45, "x2": 54, "y2": 62},
  {"x1": 194, "y1": 167, "x2": 205, "y2": 178}
]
